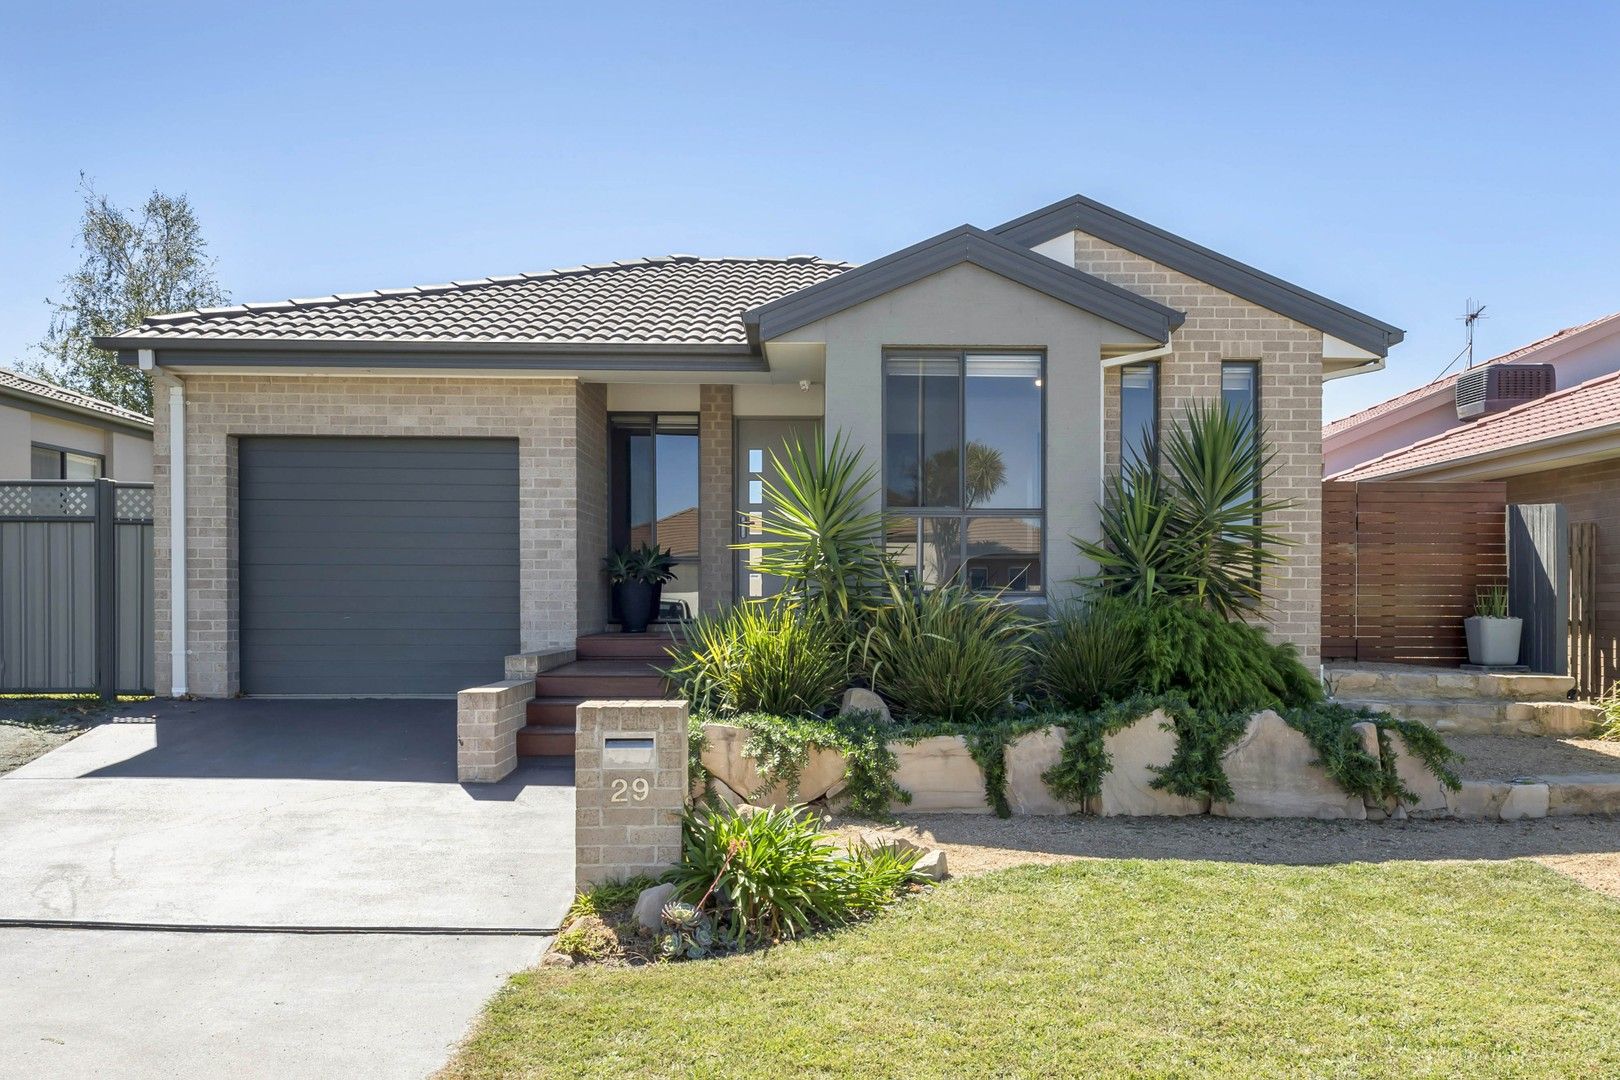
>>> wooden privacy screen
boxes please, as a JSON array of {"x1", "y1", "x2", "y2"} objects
[{"x1": 1321, "y1": 481, "x2": 1508, "y2": 664}]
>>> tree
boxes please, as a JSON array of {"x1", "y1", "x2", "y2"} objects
[{"x1": 28, "y1": 178, "x2": 226, "y2": 414}]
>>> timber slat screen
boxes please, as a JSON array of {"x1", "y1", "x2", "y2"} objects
[
  {"x1": 1569, "y1": 522, "x2": 1599, "y2": 697},
  {"x1": 1321, "y1": 481, "x2": 1508, "y2": 665}
]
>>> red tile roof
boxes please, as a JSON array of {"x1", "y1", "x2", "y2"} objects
[
  {"x1": 1323, "y1": 311, "x2": 1620, "y2": 439},
  {"x1": 1331, "y1": 367, "x2": 1620, "y2": 480}
]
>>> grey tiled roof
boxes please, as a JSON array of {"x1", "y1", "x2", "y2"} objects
[
  {"x1": 113, "y1": 256, "x2": 851, "y2": 348},
  {"x1": 0, "y1": 367, "x2": 153, "y2": 427}
]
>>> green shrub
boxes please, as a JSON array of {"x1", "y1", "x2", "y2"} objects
[
  {"x1": 671, "y1": 803, "x2": 920, "y2": 948},
  {"x1": 1075, "y1": 402, "x2": 1294, "y2": 619},
  {"x1": 1595, "y1": 685, "x2": 1620, "y2": 741},
  {"x1": 1137, "y1": 602, "x2": 1322, "y2": 714},
  {"x1": 1034, "y1": 599, "x2": 1145, "y2": 711},
  {"x1": 664, "y1": 604, "x2": 849, "y2": 717},
  {"x1": 862, "y1": 581, "x2": 1031, "y2": 724},
  {"x1": 732, "y1": 431, "x2": 892, "y2": 621}
]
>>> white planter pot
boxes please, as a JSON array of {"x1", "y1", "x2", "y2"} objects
[{"x1": 1465, "y1": 616, "x2": 1522, "y2": 667}]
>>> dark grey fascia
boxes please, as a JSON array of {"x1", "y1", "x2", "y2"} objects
[
  {"x1": 0, "y1": 388, "x2": 154, "y2": 436},
  {"x1": 743, "y1": 225, "x2": 1185, "y2": 347},
  {"x1": 104, "y1": 339, "x2": 766, "y2": 373},
  {"x1": 990, "y1": 194, "x2": 1405, "y2": 357}
]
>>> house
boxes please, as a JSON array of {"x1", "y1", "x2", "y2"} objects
[
  {"x1": 93, "y1": 194, "x2": 1402, "y2": 700},
  {"x1": 0, "y1": 368, "x2": 154, "y2": 481},
  {"x1": 1329, "y1": 315, "x2": 1620, "y2": 691},
  {"x1": 1323, "y1": 311, "x2": 1620, "y2": 476}
]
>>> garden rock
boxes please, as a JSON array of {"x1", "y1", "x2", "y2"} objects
[
  {"x1": 1351, "y1": 721, "x2": 1380, "y2": 761},
  {"x1": 839, "y1": 688, "x2": 893, "y2": 724},
  {"x1": 1499, "y1": 782, "x2": 1549, "y2": 820},
  {"x1": 911, "y1": 848, "x2": 948, "y2": 881},
  {"x1": 1446, "y1": 780, "x2": 1511, "y2": 818},
  {"x1": 699, "y1": 723, "x2": 846, "y2": 807},
  {"x1": 1091, "y1": 710, "x2": 1207, "y2": 817},
  {"x1": 856, "y1": 830, "x2": 925, "y2": 856},
  {"x1": 1386, "y1": 730, "x2": 1448, "y2": 815},
  {"x1": 633, "y1": 883, "x2": 677, "y2": 932},
  {"x1": 889, "y1": 735, "x2": 991, "y2": 812},
  {"x1": 1211, "y1": 711, "x2": 1367, "y2": 820},
  {"x1": 1547, "y1": 775, "x2": 1620, "y2": 816},
  {"x1": 1003, "y1": 727, "x2": 1084, "y2": 816},
  {"x1": 707, "y1": 777, "x2": 745, "y2": 809}
]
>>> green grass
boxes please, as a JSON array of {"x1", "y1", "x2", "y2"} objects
[{"x1": 442, "y1": 859, "x2": 1620, "y2": 1079}]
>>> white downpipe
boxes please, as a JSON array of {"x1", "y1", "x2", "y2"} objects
[
  {"x1": 168, "y1": 382, "x2": 188, "y2": 696},
  {"x1": 1096, "y1": 343, "x2": 1174, "y2": 501}
]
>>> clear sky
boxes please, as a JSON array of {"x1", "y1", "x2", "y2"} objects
[{"x1": 3, "y1": 1, "x2": 1616, "y2": 421}]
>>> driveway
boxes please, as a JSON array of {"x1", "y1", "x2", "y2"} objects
[{"x1": 0, "y1": 700, "x2": 573, "y2": 1079}]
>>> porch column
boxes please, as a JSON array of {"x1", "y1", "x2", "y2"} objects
[{"x1": 698, "y1": 385, "x2": 734, "y2": 614}]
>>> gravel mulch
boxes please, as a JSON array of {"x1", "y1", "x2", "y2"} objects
[
  {"x1": 831, "y1": 811, "x2": 1620, "y2": 901},
  {"x1": 1446, "y1": 735, "x2": 1620, "y2": 781}
]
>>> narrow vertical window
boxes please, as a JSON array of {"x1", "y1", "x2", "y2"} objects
[
  {"x1": 1221, "y1": 361, "x2": 1258, "y2": 428},
  {"x1": 1119, "y1": 362, "x2": 1159, "y2": 469}
]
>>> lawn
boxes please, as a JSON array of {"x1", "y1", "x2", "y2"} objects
[{"x1": 442, "y1": 858, "x2": 1620, "y2": 1079}]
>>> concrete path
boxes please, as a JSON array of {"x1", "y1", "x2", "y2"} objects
[{"x1": 0, "y1": 700, "x2": 572, "y2": 1078}]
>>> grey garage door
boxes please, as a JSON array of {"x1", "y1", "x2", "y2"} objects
[{"x1": 239, "y1": 437, "x2": 520, "y2": 696}]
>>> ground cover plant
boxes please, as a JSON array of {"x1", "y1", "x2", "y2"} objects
[{"x1": 443, "y1": 858, "x2": 1620, "y2": 1079}]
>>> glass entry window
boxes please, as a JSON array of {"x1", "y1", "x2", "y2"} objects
[
  {"x1": 609, "y1": 414, "x2": 700, "y2": 620},
  {"x1": 883, "y1": 351, "x2": 1044, "y2": 599}
]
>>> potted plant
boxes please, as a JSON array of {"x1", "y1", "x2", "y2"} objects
[
  {"x1": 604, "y1": 543, "x2": 677, "y2": 633},
  {"x1": 1465, "y1": 584, "x2": 1522, "y2": 667}
]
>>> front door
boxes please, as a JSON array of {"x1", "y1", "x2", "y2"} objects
[{"x1": 733, "y1": 418, "x2": 823, "y2": 602}]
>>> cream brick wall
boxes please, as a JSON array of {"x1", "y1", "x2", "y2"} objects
[
  {"x1": 1072, "y1": 232, "x2": 1324, "y2": 666},
  {"x1": 698, "y1": 385, "x2": 734, "y2": 614},
  {"x1": 150, "y1": 371, "x2": 594, "y2": 697}
]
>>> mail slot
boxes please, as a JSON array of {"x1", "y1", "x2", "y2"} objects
[{"x1": 602, "y1": 735, "x2": 657, "y2": 769}]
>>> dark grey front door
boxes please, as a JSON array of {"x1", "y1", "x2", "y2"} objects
[
  {"x1": 733, "y1": 418, "x2": 822, "y2": 602},
  {"x1": 238, "y1": 437, "x2": 520, "y2": 696}
]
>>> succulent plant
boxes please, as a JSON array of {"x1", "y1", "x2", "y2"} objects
[{"x1": 657, "y1": 900, "x2": 719, "y2": 960}]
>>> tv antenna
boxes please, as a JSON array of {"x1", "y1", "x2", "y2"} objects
[{"x1": 1435, "y1": 299, "x2": 1488, "y2": 380}]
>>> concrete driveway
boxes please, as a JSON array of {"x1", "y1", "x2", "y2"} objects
[{"x1": 0, "y1": 700, "x2": 573, "y2": 1079}]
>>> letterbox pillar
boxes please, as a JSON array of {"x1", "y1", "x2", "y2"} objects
[{"x1": 574, "y1": 699, "x2": 689, "y2": 889}]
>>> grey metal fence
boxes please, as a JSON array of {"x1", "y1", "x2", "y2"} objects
[{"x1": 0, "y1": 480, "x2": 154, "y2": 696}]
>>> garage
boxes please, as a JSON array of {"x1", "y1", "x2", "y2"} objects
[{"x1": 238, "y1": 437, "x2": 520, "y2": 696}]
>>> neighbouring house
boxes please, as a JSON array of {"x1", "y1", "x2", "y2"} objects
[
  {"x1": 0, "y1": 368, "x2": 154, "y2": 481},
  {"x1": 93, "y1": 193, "x2": 1402, "y2": 700},
  {"x1": 1328, "y1": 313, "x2": 1620, "y2": 692}
]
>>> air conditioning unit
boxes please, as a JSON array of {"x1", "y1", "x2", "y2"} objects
[{"x1": 1455, "y1": 363, "x2": 1555, "y2": 419}]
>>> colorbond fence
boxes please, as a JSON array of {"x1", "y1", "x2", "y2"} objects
[
  {"x1": 0, "y1": 480, "x2": 154, "y2": 696},
  {"x1": 1321, "y1": 480, "x2": 1508, "y2": 665}
]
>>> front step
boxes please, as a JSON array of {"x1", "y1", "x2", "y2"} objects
[
  {"x1": 518, "y1": 647, "x2": 680, "y2": 759},
  {"x1": 534, "y1": 660, "x2": 670, "y2": 699},
  {"x1": 1333, "y1": 696, "x2": 1604, "y2": 737},
  {"x1": 1325, "y1": 663, "x2": 1574, "y2": 702}
]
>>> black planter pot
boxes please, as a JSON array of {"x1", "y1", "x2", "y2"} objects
[{"x1": 613, "y1": 581, "x2": 660, "y2": 633}]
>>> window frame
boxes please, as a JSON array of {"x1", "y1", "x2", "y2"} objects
[
  {"x1": 880, "y1": 348, "x2": 1047, "y2": 597},
  {"x1": 30, "y1": 442, "x2": 104, "y2": 480},
  {"x1": 1117, "y1": 359, "x2": 1161, "y2": 471}
]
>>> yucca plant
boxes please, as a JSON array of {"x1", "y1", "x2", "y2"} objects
[
  {"x1": 1034, "y1": 598, "x2": 1146, "y2": 711},
  {"x1": 735, "y1": 432, "x2": 892, "y2": 621},
  {"x1": 1076, "y1": 402, "x2": 1294, "y2": 619},
  {"x1": 861, "y1": 578, "x2": 1031, "y2": 724},
  {"x1": 663, "y1": 603, "x2": 849, "y2": 716}
]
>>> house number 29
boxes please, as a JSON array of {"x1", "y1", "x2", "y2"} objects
[{"x1": 610, "y1": 777, "x2": 650, "y2": 803}]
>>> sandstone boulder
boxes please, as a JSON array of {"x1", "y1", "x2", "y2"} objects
[
  {"x1": 633, "y1": 882, "x2": 677, "y2": 932},
  {"x1": 1445, "y1": 780, "x2": 1511, "y2": 818},
  {"x1": 1003, "y1": 726, "x2": 1085, "y2": 816},
  {"x1": 699, "y1": 723, "x2": 846, "y2": 807},
  {"x1": 1211, "y1": 711, "x2": 1367, "y2": 820},
  {"x1": 1499, "y1": 782, "x2": 1549, "y2": 820},
  {"x1": 1385, "y1": 730, "x2": 1448, "y2": 815},
  {"x1": 839, "y1": 687, "x2": 893, "y2": 724},
  {"x1": 1548, "y1": 776, "x2": 1620, "y2": 816},
  {"x1": 911, "y1": 849, "x2": 948, "y2": 881},
  {"x1": 1092, "y1": 710, "x2": 1207, "y2": 817},
  {"x1": 889, "y1": 735, "x2": 990, "y2": 813}
]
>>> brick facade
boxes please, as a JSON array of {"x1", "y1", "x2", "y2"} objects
[
  {"x1": 150, "y1": 372, "x2": 595, "y2": 697},
  {"x1": 1071, "y1": 232, "x2": 1324, "y2": 665},
  {"x1": 574, "y1": 699, "x2": 688, "y2": 887},
  {"x1": 698, "y1": 384, "x2": 734, "y2": 614},
  {"x1": 1506, "y1": 459, "x2": 1620, "y2": 693}
]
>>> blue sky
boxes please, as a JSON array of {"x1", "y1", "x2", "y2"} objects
[{"x1": 3, "y1": 1, "x2": 1616, "y2": 420}]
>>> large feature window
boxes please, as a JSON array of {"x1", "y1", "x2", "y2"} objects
[{"x1": 884, "y1": 351, "x2": 1043, "y2": 597}]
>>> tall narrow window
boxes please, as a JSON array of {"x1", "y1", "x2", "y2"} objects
[
  {"x1": 883, "y1": 350, "x2": 1044, "y2": 599},
  {"x1": 1118, "y1": 362, "x2": 1159, "y2": 469},
  {"x1": 1221, "y1": 361, "x2": 1258, "y2": 427}
]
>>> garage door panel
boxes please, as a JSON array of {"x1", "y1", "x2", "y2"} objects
[{"x1": 239, "y1": 437, "x2": 521, "y2": 696}]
